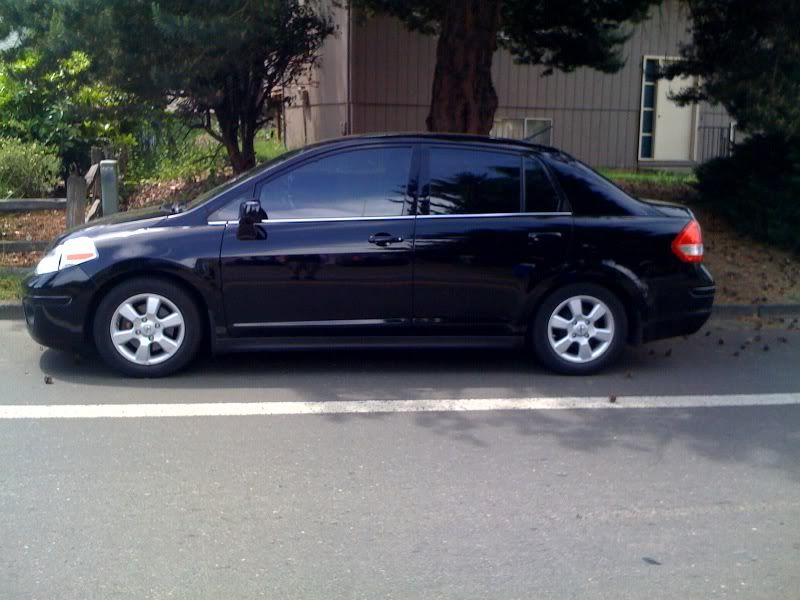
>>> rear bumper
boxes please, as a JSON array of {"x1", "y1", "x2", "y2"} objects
[
  {"x1": 23, "y1": 270, "x2": 96, "y2": 352},
  {"x1": 641, "y1": 267, "x2": 715, "y2": 343}
]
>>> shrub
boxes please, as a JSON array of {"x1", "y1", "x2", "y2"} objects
[
  {"x1": 694, "y1": 133, "x2": 800, "y2": 253},
  {"x1": 0, "y1": 138, "x2": 60, "y2": 198}
]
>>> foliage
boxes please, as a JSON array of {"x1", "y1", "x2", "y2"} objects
[
  {"x1": 0, "y1": 50, "x2": 142, "y2": 171},
  {"x1": 0, "y1": 273, "x2": 23, "y2": 301},
  {"x1": 0, "y1": 1, "x2": 334, "y2": 173},
  {"x1": 351, "y1": 0, "x2": 660, "y2": 133},
  {"x1": 126, "y1": 118, "x2": 288, "y2": 187},
  {"x1": 126, "y1": 120, "x2": 227, "y2": 186},
  {"x1": 0, "y1": 138, "x2": 60, "y2": 198},
  {"x1": 666, "y1": 0, "x2": 800, "y2": 138},
  {"x1": 694, "y1": 134, "x2": 800, "y2": 253}
]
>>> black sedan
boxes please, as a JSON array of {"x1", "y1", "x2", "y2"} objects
[{"x1": 23, "y1": 134, "x2": 714, "y2": 376}]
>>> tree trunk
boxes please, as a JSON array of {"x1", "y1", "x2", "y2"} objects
[
  {"x1": 426, "y1": 0, "x2": 501, "y2": 134},
  {"x1": 214, "y1": 102, "x2": 258, "y2": 174}
]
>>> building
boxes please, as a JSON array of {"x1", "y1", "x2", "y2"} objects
[{"x1": 283, "y1": 0, "x2": 735, "y2": 170}]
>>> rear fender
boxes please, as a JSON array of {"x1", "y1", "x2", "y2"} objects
[{"x1": 517, "y1": 261, "x2": 651, "y2": 343}]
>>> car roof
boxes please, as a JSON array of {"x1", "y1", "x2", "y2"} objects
[{"x1": 297, "y1": 132, "x2": 561, "y2": 156}]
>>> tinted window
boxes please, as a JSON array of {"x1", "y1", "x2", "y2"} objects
[
  {"x1": 525, "y1": 157, "x2": 560, "y2": 212},
  {"x1": 545, "y1": 155, "x2": 642, "y2": 216},
  {"x1": 427, "y1": 148, "x2": 521, "y2": 215},
  {"x1": 259, "y1": 147, "x2": 412, "y2": 219}
]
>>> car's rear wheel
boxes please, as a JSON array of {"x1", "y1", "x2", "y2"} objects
[
  {"x1": 531, "y1": 283, "x2": 627, "y2": 375},
  {"x1": 93, "y1": 278, "x2": 202, "y2": 377}
]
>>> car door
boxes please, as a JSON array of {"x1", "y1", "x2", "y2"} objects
[
  {"x1": 219, "y1": 144, "x2": 418, "y2": 336},
  {"x1": 412, "y1": 145, "x2": 572, "y2": 336}
]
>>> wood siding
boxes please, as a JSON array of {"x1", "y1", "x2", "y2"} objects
[{"x1": 287, "y1": 0, "x2": 734, "y2": 169}]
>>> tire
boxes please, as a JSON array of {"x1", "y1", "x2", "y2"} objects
[
  {"x1": 93, "y1": 277, "x2": 202, "y2": 377},
  {"x1": 531, "y1": 283, "x2": 628, "y2": 375}
]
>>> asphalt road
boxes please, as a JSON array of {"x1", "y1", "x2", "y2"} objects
[{"x1": 1, "y1": 317, "x2": 800, "y2": 599}]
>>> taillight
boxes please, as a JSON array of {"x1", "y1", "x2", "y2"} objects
[{"x1": 671, "y1": 220, "x2": 704, "y2": 263}]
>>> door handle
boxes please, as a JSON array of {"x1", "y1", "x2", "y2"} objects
[
  {"x1": 528, "y1": 231, "x2": 563, "y2": 242},
  {"x1": 369, "y1": 233, "x2": 404, "y2": 246}
]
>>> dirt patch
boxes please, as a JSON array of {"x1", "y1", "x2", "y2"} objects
[
  {"x1": 615, "y1": 179, "x2": 697, "y2": 204},
  {"x1": 0, "y1": 211, "x2": 65, "y2": 242},
  {"x1": 124, "y1": 173, "x2": 227, "y2": 211},
  {"x1": 692, "y1": 206, "x2": 800, "y2": 304},
  {"x1": 0, "y1": 251, "x2": 41, "y2": 268}
]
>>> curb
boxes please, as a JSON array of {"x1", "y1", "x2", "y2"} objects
[
  {"x1": 712, "y1": 304, "x2": 800, "y2": 319},
  {"x1": 0, "y1": 302, "x2": 24, "y2": 320},
  {"x1": 1, "y1": 301, "x2": 799, "y2": 322}
]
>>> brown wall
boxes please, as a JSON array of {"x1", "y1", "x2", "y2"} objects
[
  {"x1": 287, "y1": 0, "x2": 733, "y2": 169},
  {"x1": 283, "y1": 4, "x2": 351, "y2": 149}
]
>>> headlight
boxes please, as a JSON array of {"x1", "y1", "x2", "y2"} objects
[{"x1": 35, "y1": 237, "x2": 99, "y2": 275}]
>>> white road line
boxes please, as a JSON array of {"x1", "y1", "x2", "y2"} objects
[{"x1": 1, "y1": 393, "x2": 799, "y2": 419}]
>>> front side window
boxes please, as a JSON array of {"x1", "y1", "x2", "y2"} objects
[
  {"x1": 427, "y1": 148, "x2": 521, "y2": 215},
  {"x1": 259, "y1": 146, "x2": 413, "y2": 219}
]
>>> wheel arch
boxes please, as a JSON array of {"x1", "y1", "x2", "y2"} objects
[
  {"x1": 519, "y1": 262, "x2": 650, "y2": 344},
  {"x1": 83, "y1": 263, "x2": 217, "y2": 351}
]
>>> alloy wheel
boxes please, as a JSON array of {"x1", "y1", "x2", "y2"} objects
[
  {"x1": 546, "y1": 295, "x2": 615, "y2": 364},
  {"x1": 109, "y1": 293, "x2": 186, "y2": 366}
]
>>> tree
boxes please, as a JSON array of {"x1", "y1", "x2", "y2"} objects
[
  {"x1": 0, "y1": 1, "x2": 335, "y2": 172},
  {"x1": 665, "y1": 0, "x2": 800, "y2": 138},
  {"x1": 350, "y1": 0, "x2": 660, "y2": 134},
  {"x1": 0, "y1": 50, "x2": 142, "y2": 170}
]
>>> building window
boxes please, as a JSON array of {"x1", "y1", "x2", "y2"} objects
[
  {"x1": 639, "y1": 58, "x2": 658, "y2": 159},
  {"x1": 491, "y1": 118, "x2": 553, "y2": 146}
]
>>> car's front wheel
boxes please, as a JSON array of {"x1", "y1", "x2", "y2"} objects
[
  {"x1": 93, "y1": 277, "x2": 202, "y2": 377},
  {"x1": 531, "y1": 283, "x2": 627, "y2": 375}
]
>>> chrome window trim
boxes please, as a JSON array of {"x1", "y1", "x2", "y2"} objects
[
  {"x1": 209, "y1": 212, "x2": 571, "y2": 226},
  {"x1": 417, "y1": 212, "x2": 571, "y2": 219}
]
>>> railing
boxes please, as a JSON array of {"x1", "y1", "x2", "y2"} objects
[
  {"x1": 0, "y1": 151, "x2": 119, "y2": 254},
  {"x1": 697, "y1": 124, "x2": 735, "y2": 163}
]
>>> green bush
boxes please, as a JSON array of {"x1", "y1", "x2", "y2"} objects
[
  {"x1": 695, "y1": 133, "x2": 800, "y2": 253},
  {"x1": 127, "y1": 118, "x2": 287, "y2": 186},
  {"x1": 0, "y1": 138, "x2": 60, "y2": 198},
  {"x1": 126, "y1": 119, "x2": 227, "y2": 186}
]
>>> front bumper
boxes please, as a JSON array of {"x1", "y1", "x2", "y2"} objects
[{"x1": 23, "y1": 268, "x2": 97, "y2": 352}]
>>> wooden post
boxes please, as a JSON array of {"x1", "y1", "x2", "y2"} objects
[
  {"x1": 66, "y1": 170, "x2": 87, "y2": 229},
  {"x1": 99, "y1": 160, "x2": 119, "y2": 216},
  {"x1": 90, "y1": 146, "x2": 104, "y2": 199}
]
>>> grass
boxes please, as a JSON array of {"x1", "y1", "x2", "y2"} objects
[
  {"x1": 600, "y1": 168, "x2": 697, "y2": 185},
  {"x1": 0, "y1": 273, "x2": 23, "y2": 301},
  {"x1": 254, "y1": 136, "x2": 288, "y2": 163}
]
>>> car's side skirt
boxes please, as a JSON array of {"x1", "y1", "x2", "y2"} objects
[{"x1": 213, "y1": 335, "x2": 526, "y2": 354}]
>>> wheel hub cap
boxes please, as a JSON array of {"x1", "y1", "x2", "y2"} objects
[
  {"x1": 109, "y1": 293, "x2": 185, "y2": 366},
  {"x1": 547, "y1": 295, "x2": 615, "y2": 364}
]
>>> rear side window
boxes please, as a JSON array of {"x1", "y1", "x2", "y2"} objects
[
  {"x1": 427, "y1": 148, "x2": 521, "y2": 215},
  {"x1": 545, "y1": 155, "x2": 641, "y2": 217},
  {"x1": 525, "y1": 157, "x2": 561, "y2": 213},
  {"x1": 259, "y1": 146, "x2": 413, "y2": 219}
]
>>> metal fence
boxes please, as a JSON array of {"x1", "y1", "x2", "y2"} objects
[{"x1": 697, "y1": 124, "x2": 735, "y2": 163}]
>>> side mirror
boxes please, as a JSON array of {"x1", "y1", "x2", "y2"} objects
[
  {"x1": 239, "y1": 200, "x2": 266, "y2": 225},
  {"x1": 237, "y1": 200, "x2": 267, "y2": 241}
]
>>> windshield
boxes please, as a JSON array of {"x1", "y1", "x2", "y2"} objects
[{"x1": 183, "y1": 148, "x2": 301, "y2": 210}]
